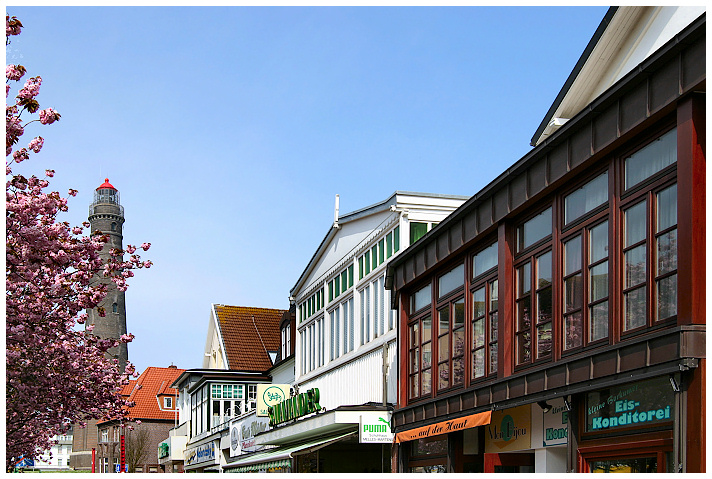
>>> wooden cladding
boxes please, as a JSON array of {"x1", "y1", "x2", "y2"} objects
[{"x1": 391, "y1": 24, "x2": 705, "y2": 293}]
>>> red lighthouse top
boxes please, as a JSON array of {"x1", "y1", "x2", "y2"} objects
[{"x1": 97, "y1": 178, "x2": 116, "y2": 190}]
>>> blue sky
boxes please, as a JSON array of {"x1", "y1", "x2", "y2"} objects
[{"x1": 7, "y1": 6, "x2": 609, "y2": 373}]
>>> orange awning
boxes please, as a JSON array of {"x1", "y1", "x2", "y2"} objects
[{"x1": 394, "y1": 410, "x2": 492, "y2": 443}]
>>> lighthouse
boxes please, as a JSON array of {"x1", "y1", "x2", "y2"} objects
[{"x1": 86, "y1": 178, "x2": 128, "y2": 371}]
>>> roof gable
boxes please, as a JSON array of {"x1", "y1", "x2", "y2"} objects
[
  {"x1": 123, "y1": 366, "x2": 185, "y2": 421},
  {"x1": 213, "y1": 305, "x2": 284, "y2": 372},
  {"x1": 532, "y1": 6, "x2": 705, "y2": 146}
]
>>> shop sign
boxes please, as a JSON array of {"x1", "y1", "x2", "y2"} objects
[
  {"x1": 485, "y1": 405, "x2": 531, "y2": 453},
  {"x1": 268, "y1": 388, "x2": 321, "y2": 426},
  {"x1": 585, "y1": 376, "x2": 674, "y2": 433},
  {"x1": 394, "y1": 410, "x2": 491, "y2": 443},
  {"x1": 359, "y1": 415, "x2": 394, "y2": 443},
  {"x1": 542, "y1": 398, "x2": 568, "y2": 447},
  {"x1": 256, "y1": 384, "x2": 290, "y2": 417},
  {"x1": 229, "y1": 414, "x2": 270, "y2": 457},
  {"x1": 158, "y1": 441, "x2": 170, "y2": 459},
  {"x1": 185, "y1": 441, "x2": 216, "y2": 466}
]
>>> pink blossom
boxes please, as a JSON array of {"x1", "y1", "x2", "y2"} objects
[
  {"x1": 38, "y1": 108, "x2": 60, "y2": 125},
  {"x1": 6, "y1": 64, "x2": 26, "y2": 81},
  {"x1": 28, "y1": 136, "x2": 44, "y2": 153},
  {"x1": 45, "y1": 169, "x2": 55, "y2": 177},
  {"x1": 16, "y1": 76, "x2": 41, "y2": 100},
  {"x1": 68, "y1": 189, "x2": 78, "y2": 197},
  {"x1": 143, "y1": 261, "x2": 152, "y2": 268},
  {"x1": 6, "y1": 15, "x2": 23, "y2": 37},
  {"x1": 12, "y1": 148, "x2": 29, "y2": 164},
  {"x1": 141, "y1": 242, "x2": 151, "y2": 251},
  {"x1": 126, "y1": 245, "x2": 136, "y2": 254}
]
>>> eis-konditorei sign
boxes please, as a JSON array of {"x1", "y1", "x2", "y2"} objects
[{"x1": 585, "y1": 376, "x2": 674, "y2": 433}]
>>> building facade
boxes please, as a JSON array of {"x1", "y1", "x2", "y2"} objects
[
  {"x1": 170, "y1": 305, "x2": 286, "y2": 472},
  {"x1": 31, "y1": 431, "x2": 73, "y2": 471},
  {"x1": 386, "y1": 7, "x2": 705, "y2": 473},
  {"x1": 97, "y1": 366, "x2": 185, "y2": 473},
  {"x1": 225, "y1": 192, "x2": 468, "y2": 473}
]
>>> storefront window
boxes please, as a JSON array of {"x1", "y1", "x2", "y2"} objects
[
  {"x1": 589, "y1": 457, "x2": 657, "y2": 473},
  {"x1": 409, "y1": 435, "x2": 447, "y2": 473}
]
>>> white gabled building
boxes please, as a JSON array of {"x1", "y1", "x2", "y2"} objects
[{"x1": 238, "y1": 191, "x2": 467, "y2": 473}]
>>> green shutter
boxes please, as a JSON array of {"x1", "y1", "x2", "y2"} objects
[
  {"x1": 378, "y1": 239, "x2": 385, "y2": 264},
  {"x1": 394, "y1": 226, "x2": 400, "y2": 252},
  {"x1": 386, "y1": 233, "x2": 393, "y2": 258},
  {"x1": 348, "y1": 265, "x2": 354, "y2": 288},
  {"x1": 358, "y1": 256, "x2": 364, "y2": 280},
  {"x1": 371, "y1": 245, "x2": 377, "y2": 269},
  {"x1": 365, "y1": 251, "x2": 371, "y2": 275}
]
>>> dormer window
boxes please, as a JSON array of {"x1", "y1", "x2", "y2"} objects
[{"x1": 164, "y1": 396, "x2": 173, "y2": 409}]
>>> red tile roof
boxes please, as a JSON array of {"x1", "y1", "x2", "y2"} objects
[
  {"x1": 214, "y1": 305, "x2": 284, "y2": 372},
  {"x1": 124, "y1": 366, "x2": 185, "y2": 421}
]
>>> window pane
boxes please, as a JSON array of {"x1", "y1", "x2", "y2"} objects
[
  {"x1": 473, "y1": 242, "x2": 498, "y2": 278},
  {"x1": 517, "y1": 207, "x2": 552, "y2": 252},
  {"x1": 537, "y1": 322, "x2": 552, "y2": 358},
  {"x1": 473, "y1": 349, "x2": 485, "y2": 378},
  {"x1": 590, "y1": 301, "x2": 609, "y2": 341},
  {"x1": 564, "y1": 236, "x2": 582, "y2": 275},
  {"x1": 564, "y1": 274, "x2": 583, "y2": 313},
  {"x1": 517, "y1": 297, "x2": 531, "y2": 331},
  {"x1": 657, "y1": 184, "x2": 677, "y2": 232},
  {"x1": 438, "y1": 307, "x2": 449, "y2": 335},
  {"x1": 625, "y1": 128, "x2": 677, "y2": 190},
  {"x1": 410, "y1": 349, "x2": 419, "y2": 373},
  {"x1": 490, "y1": 280, "x2": 499, "y2": 311},
  {"x1": 438, "y1": 264, "x2": 464, "y2": 298},
  {"x1": 386, "y1": 232, "x2": 393, "y2": 258},
  {"x1": 565, "y1": 172, "x2": 608, "y2": 224},
  {"x1": 517, "y1": 262, "x2": 531, "y2": 297},
  {"x1": 657, "y1": 274, "x2": 677, "y2": 319},
  {"x1": 438, "y1": 335, "x2": 449, "y2": 362},
  {"x1": 454, "y1": 299, "x2": 465, "y2": 328},
  {"x1": 625, "y1": 201, "x2": 647, "y2": 247},
  {"x1": 422, "y1": 368, "x2": 431, "y2": 395},
  {"x1": 410, "y1": 222, "x2": 428, "y2": 244},
  {"x1": 564, "y1": 312, "x2": 583, "y2": 350},
  {"x1": 410, "y1": 375, "x2": 419, "y2": 399},
  {"x1": 394, "y1": 226, "x2": 400, "y2": 252},
  {"x1": 624, "y1": 286, "x2": 647, "y2": 330},
  {"x1": 365, "y1": 251, "x2": 371, "y2": 275},
  {"x1": 422, "y1": 315, "x2": 431, "y2": 343},
  {"x1": 657, "y1": 230, "x2": 677, "y2": 275},
  {"x1": 411, "y1": 284, "x2": 431, "y2": 312},
  {"x1": 625, "y1": 245, "x2": 646, "y2": 288},
  {"x1": 489, "y1": 311, "x2": 498, "y2": 343},
  {"x1": 378, "y1": 239, "x2": 385, "y2": 264},
  {"x1": 409, "y1": 323, "x2": 419, "y2": 346},
  {"x1": 537, "y1": 286, "x2": 552, "y2": 323},
  {"x1": 372, "y1": 245, "x2": 377, "y2": 269},
  {"x1": 489, "y1": 343, "x2": 498, "y2": 375},
  {"x1": 537, "y1": 251, "x2": 552, "y2": 288},
  {"x1": 590, "y1": 261, "x2": 608, "y2": 302},
  {"x1": 589, "y1": 221, "x2": 609, "y2": 263},
  {"x1": 452, "y1": 357, "x2": 464, "y2": 386},
  {"x1": 473, "y1": 287, "x2": 485, "y2": 318},
  {"x1": 453, "y1": 328, "x2": 465, "y2": 357},
  {"x1": 438, "y1": 363, "x2": 449, "y2": 390},
  {"x1": 422, "y1": 342, "x2": 432, "y2": 369},
  {"x1": 358, "y1": 256, "x2": 364, "y2": 280},
  {"x1": 473, "y1": 318, "x2": 485, "y2": 348},
  {"x1": 517, "y1": 332, "x2": 531, "y2": 364}
]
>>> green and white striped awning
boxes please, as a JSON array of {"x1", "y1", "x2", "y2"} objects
[{"x1": 224, "y1": 431, "x2": 355, "y2": 473}]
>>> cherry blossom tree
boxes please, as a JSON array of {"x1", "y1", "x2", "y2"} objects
[{"x1": 6, "y1": 15, "x2": 151, "y2": 470}]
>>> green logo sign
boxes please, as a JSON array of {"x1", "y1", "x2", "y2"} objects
[
  {"x1": 262, "y1": 386, "x2": 286, "y2": 407},
  {"x1": 268, "y1": 388, "x2": 321, "y2": 426}
]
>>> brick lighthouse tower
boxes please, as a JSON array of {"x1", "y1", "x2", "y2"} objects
[
  {"x1": 71, "y1": 179, "x2": 130, "y2": 471},
  {"x1": 86, "y1": 178, "x2": 129, "y2": 371}
]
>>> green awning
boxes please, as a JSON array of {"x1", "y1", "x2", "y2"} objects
[{"x1": 224, "y1": 431, "x2": 355, "y2": 473}]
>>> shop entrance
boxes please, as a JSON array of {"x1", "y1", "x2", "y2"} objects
[{"x1": 484, "y1": 452, "x2": 535, "y2": 473}]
